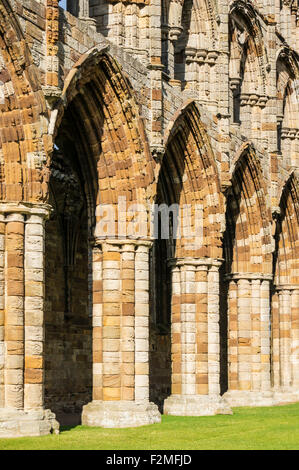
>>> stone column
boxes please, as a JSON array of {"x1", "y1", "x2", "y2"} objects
[
  {"x1": 224, "y1": 273, "x2": 274, "y2": 407},
  {"x1": 227, "y1": 278, "x2": 238, "y2": 391},
  {"x1": 207, "y1": 264, "x2": 222, "y2": 396},
  {"x1": 0, "y1": 203, "x2": 59, "y2": 438},
  {"x1": 0, "y1": 215, "x2": 4, "y2": 408},
  {"x1": 271, "y1": 288, "x2": 280, "y2": 388},
  {"x1": 274, "y1": 285, "x2": 299, "y2": 402},
  {"x1": 78, "y1": 0, "x2": 89, "y2": 17},
  {"x1": 66, "y1": 0, "x2": 97, "y2": 31},
  {"x1": 260, "y1": 279, "x2": 272, "y2": 392},
  {"x1": 279, "y1": 287, "x2": 292, "y2": 388},
  {"x1": 90, "y1": 243, "x2": 103, "y2": 402},
  {"x1": 149, "y1": 0, "x2": 164, "y2": 156},
  {"x1": 82, "y1": 239, "x2": 160, "y2": 428},
  {"x1": 251, "y1": 279, "x2": 261, "y2": 392},
  {"x1": 24, "y1": 213, "x2": 48, "y2": 410},
  {"x1": 236, "y1": 278, "x2": 251, "y2": 392},
  {"x1": 4, "y1": 212, "x2": 25, "y2": 411},
  {"x1": 291, "y1": 287, "x2": 299, "y2": 389},
  {"x1": 163, "y1": 258, "x2": 232, "y2": 416}
]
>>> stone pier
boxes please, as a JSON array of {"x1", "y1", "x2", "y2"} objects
[
  {"x1": 82, "y1": 239, "x2": 161, "y2": 427},
  {"x1": 272, "y1": 285, "x2": 299, "y2": 404},
  {"x1": 0, "y1": 204, "x2": 59, "y2": 438},
  {"x1": 223, "y1": 273, "x2": 275, "y2": 407},
  {"x1": 164, "y1": 258, "x2": 232, "y2": 416}
]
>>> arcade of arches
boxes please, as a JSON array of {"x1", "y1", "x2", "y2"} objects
[{"x1": 0, "y1": 0, "x2": 298, "y2": 437}]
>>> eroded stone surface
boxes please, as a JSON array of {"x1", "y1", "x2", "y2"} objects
[
  {"x1": 164, "y1": 395, "x2": 232, "y2": 417},
  {"x1": 82, "y1": 400, "x2": 161, "y2": 428},
  {"x1": 0, "y1": 409, "x2": 59, "y2": 438},
  {"x1": 0, "y1": 0, "x2": 298, "y2": 438}
]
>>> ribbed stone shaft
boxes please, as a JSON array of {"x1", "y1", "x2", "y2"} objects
[
  {"x1": 0, "y1": 205, "x2": 59, "y2": 437},
  {"x1": 82, "y1": 239, "x2": 160, "y2": 428},
  {"x1": 164, "y1": 258, "x2": 232, "y2": 416}
]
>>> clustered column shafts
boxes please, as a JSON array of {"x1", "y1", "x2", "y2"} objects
[
  {"x1": 207, "y1": 264, "x2": 221, "y2": 396},
  {"x1": 102, "y1": 241, "x2": 122, "y2": 402},
  {"x1": 82, "y1": 239, "x2": 160, "y2": 428},
  {"x1": 91, "y1": 244, "x2": 103, "y2": 402},
  {"x1": 0, "y1": 0, "x2": 297, "y2": 439},
  {"x1": 279, "y1": 288, "x2": 292, "y2": 388},
  {"x1": 78, "y1": 0, "x2": 89, "y2": 18},
  {"x1": 0, "y1": 205, "x2": 59, "y2": 438},
  {"x1": 78, "y1": 0, "x2": 97, "y2": 29},
  {"x1": 261, "y1": 280, "x2": 272, "y2": 392},
  {"x1": 164, "y1": 258, "x2": 231, "y2": 416},
  {"x1": 4, "y1": 213, "x2": 25, "y2": 410},
  {"x1": 291, "y1": 288, "x2": 299, "y2": 388},
  {"x1": 149, "y1": 0, "x2": 164, "y2": 155},
  {"x1": 134, "y1": 244, "x2": 151, "y2": 402},
  {"x1": 273, "y1": 285, "x2": 299, "y2": 395},
  {"x1": 24, "y1": 214, "x2": 48, "y2": 410},
  {"x1": 224, "y1": 274, "x2": 273, "y2": 406},
  {"x1": 45, "y1": 0, "x2": 59, "y2": 90},
  {"x1": 66, "y1": 0, "x2": 92, "y2": 19},
  {"x1": 0, "y1": 215, "x2": 4, "y2": 409},
  {"x1": 237, "y1": 278, "x2": 252, "y2": 391}
]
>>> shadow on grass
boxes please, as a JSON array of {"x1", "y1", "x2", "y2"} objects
[{"x1": 59, "y1": 425, "x2": 83, "y2": 433}]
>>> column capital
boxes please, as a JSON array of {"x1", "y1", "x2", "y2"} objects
[
  {"x1": 168, "y1": 257, "x2": 224, "y2": 268},
  {"x1": 92, "y1": 237, "x2": 154, "y2": 249},
  {"x1": 0, "y1": 202, "x2": 52, "y2": 220},
  {"x1": 275, "y1": 284, "x2": 299, "y2": 292},
  {"x1": 225, "y1": 272, "x2": 273, "y2": 282}
]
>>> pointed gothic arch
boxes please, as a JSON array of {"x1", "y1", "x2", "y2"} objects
[
  {"x1": 274, "y1": 171, "x2": 299, "y2": 286},
  {"x1": 276, "y1": 47, "x2": 299, "y2": 164},
  {"x1": 222, "y1": 144, "x2": 274, "y2": 397},
  {"x1": 150, "y1": 101, "x2": 225, "y2": 408},
  {"x1": 271, "y1": 171, "x2": 299, "y2": 391},
  {"x1": 164, "y1": 0, "x2": 219, "y2": 98},
  {"x1": 45, "y1": 45, "x2": 157, "y2": 421},
  {"x1": 52, "y1": 45, "x2": 156, "y2": 234},
  {"x1": 160, "y1": 101, "x2": 224, "y2": 259},
  {"x1": 224, "y1": 144, "x2": 273, "y2": 275},
  {"x1": 0, "y1": 0, "x2": 49, "y2": 203},
  {"x1": 229, "y1": 1, "x2": 269, "y2": 131}
]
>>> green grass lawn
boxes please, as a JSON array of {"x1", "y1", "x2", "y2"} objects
[{"x1": 0, "y1": 403, "x2": 299, "y2": 450}]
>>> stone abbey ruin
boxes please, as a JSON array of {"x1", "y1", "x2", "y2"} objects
[{"x1": 0, "y1": 0, "x2": 298, "y2": 437}]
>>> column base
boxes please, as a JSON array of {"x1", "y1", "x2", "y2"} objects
[
  {"x1": 273, "y1": 387, "x2": 299, "y2": 405},
  {"x1": 163, "y1": 395, "x2": 233, "y2": 416},
  {"x1": 82, "y1": 400, "x2": 161, "y2": 428},
  {"x1": 79, "y1": 17, "x2": 97, "y2": 31},
  {"x1": 0, "y1": 408, "x2": 60, "y2": 438},
  {"x1": 223, "y1": 390, "x2": 276, "y2": 407}
]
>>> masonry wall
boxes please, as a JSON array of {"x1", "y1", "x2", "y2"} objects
[
  {"x1": 0, "y1": 0, "x2": 298, "y2": 436},
  {"x1": 44, "y1": 203, "x2": 92, "y2": 421}
]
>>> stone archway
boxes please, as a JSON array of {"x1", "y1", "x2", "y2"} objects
[
  {"x1": 0, "y1": 1, "x2": 57, "y2": 437},
  {"x1": 151, "y1": 102, "x2": 231, "y2": 416},
  {"x1": 222, "y1": 144, "x2": 274, "y2": 406},
  {"x1": 44, "y1": 141, "x2": 92, "y2": 425},
  {"x1": 272, "y1": 172, "x2": 299, "y2": 401},
  {"x1": 49, "y1": 47, "x2": 160, "y2": 428}
]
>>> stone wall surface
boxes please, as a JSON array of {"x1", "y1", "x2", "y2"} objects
[{"x1": 0, "y1": 0, "x2": 298, "y2": 436}]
